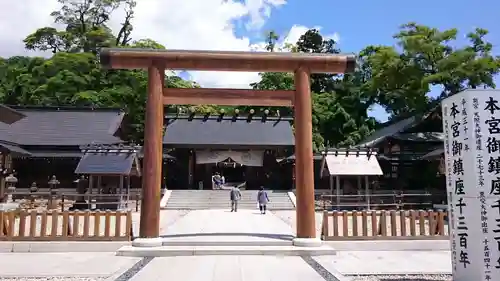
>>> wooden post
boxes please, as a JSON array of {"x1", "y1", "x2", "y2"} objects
[
  {"x1": 139, "y1": 62, "x2": 164, "y2": 238},
  {"x1": 336, "y1": 176, "x2": 341, "y2": 209},
  {"x1": 365, "y1": 176, "x2": 370, "y2": 210},
  {"x1": 294, "y1": 67, "x2": 316, "y2": 238},
  {"x1": 119, "y1": 175, "x2": 124, "y2": 209}
]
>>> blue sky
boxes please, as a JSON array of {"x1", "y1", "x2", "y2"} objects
[{"x1": 238, "y1": 0, "x2": 500, "y2": 122}]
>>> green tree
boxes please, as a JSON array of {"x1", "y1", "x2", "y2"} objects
[
  {"x1": 362, "y1": 23, "x2": 500, "y2": 117},
  {"x1": 1, "y1": 0, "x2": 200, "y2": 142},
  {"x1": 24, "y1": 0, "x2": 136, "y2": 54},
  {"x1": 251, "y1": 30, "x2": 377, "y2": 150}
]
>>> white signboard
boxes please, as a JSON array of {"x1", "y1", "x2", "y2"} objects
[{"x1": 442, "y1": 89, "x2": 500, "y2": 281}]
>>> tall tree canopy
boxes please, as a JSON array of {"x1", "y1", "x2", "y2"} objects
[
  {"x1": 252, "y1": 29, "x2": 377, "y2": 150},
  {"x1": 0, "y1": 1, "x2": 499, "y2": 150},
  {"x1": 361, "y1": 23, "x2": 500, "y2": 117},
  {"x1": 252, "y1": 24, "x2": 500, "y2": 149},
  {"x1": 0, "y1": 0, "x2": 198, "y2": 141}
]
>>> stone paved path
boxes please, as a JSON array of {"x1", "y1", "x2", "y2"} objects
[
  {"x1": 315, "y1": 251, "x2": 452, "y2": 275},
  {"x1": 129, "y1": 256, "x2": 330, "y2": 281},
  {"x1": 0, "y1": 252, "x2": 140, "y2": 278},
  {"x1": 0, "y1": 210, "x2": 454, "y2": 281},
  {"x1": 160, "y1": 209, "x2": 295, "y2": 244}
]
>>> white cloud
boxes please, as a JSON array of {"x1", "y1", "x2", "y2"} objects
[
  {"x1": 0, "y1": 0, "x2": 61, "y2": 58},
  {"x1": 244, "y1": 0, "x2": 287, "y2": 30},
  {"x1": 281, "y1": 24, "x2": 340, "y2": 46},
  {"x1": 0, "y1": 0, "x2": 339, "y2": 89}
]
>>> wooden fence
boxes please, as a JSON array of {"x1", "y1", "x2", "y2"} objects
[
  {"x1": 322, "y1": 210, "x2": 449, "y2": 240},
  {"x1": 0, "y1": 210, "x2": 133, "y2": 241},
  {"x1": 11, "y1": 192, "x2": 141, "y2": 212}
]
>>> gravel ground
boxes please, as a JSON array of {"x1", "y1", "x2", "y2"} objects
[
  {"x1": 0, "y1": 276, "x2": 106, "y2": 281},
  {"x1": 348, "y1": 275, "x2": 452, "y2": 281}
]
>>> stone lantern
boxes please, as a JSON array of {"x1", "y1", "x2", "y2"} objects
[
  {"x1": 30, "y1": 182, "x2": 38, "y2": 193},
  {"x1": 0, "y1": 153, "x2": 12, "y2": 201},
  {"x1": 5, "y1": 173, "x2": 17, "y2": 203},
  {"x1": 47, "y1": 175, "x2": 60, "y2": 209},
  {"x1": 48, "y1": 175, "x2": 60, "y2": 195},
  {"x1": 29, "y1": 182, "x2": 38, "y2": 208}
]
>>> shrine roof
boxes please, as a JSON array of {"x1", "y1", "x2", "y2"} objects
[
  {"x1": 390, "y1": 132, "x2": 444, "y2": 142},
  {"x1": 356, "y1": 106, "x2": 442, "y2": 148},
  {"x1": 0, "y1": 140, "x2": 31, "y2": 156},
  {"x1": 0, "y1": 106, "x2": 125, "y2": 146},
  {"x1": 75, "y1": 145, "x2": 140, "y2": 175},
  {"x1": 163, "y1": 115, "x2": 294, "y2": 149},
  {"x1": 422, "y1": 147, "x2": 444, "y2": 159}
]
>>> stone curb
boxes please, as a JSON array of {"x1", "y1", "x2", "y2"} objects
[
  {"x1": 0, "y1": 241, "x2": 131, "y2": 253},
  {"x1": 326, "y1": 240, "x2": 450, "y2": 251},
  {"x1": 116, "y1": 245, "x2": 337, "y2": 257}
]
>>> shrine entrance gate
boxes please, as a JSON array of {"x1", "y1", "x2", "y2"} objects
[{"x1": 99, "y1": 48, "x2": 355, "y2": 240}]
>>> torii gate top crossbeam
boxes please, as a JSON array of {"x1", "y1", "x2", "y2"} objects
[{"x1": 100, "y1": 48, "x2": 356, "y2": 74}]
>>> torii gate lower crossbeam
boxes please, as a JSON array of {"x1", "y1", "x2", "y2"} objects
[{"x1": 100, "y1": 48, "x2": 356, "y2": 244}]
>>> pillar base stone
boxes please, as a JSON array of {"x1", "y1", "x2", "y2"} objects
[
  {"x1": 292, "y1": 238, "x2": 322, "y2": 247},
  {"x1": 132, "y1": 237, "x2": 163, "y2": 248}
]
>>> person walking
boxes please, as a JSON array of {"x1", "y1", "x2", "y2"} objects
[
  {"x1": 213, "y1": 172, "x2": 222, "y2": 189},
  {"x1": 230, "y1": 185, "x2": 242, "y2": 212},
  {"x1": 257, "y1": 186, "x2": 270, "y2": 214}
]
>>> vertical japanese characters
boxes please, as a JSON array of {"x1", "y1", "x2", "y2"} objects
[
  {"x1": 449, "y1": 100, "x2": 470, "y2": 268},
  {"x1": 444, "y1": 102, "x2": 458, "y2": 271},
  {"x1": 484, "y1": 96, "x2": 500, "y2": 278},
  {"x1": 475, "y1": 96, "x2": 490, "y2": 280},
  {"x1": 443, "y1": 90, "x2": 500, "y2": 281}
]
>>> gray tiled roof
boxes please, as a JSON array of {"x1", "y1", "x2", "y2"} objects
[
  {"x1": 75, "y1": 152, "x2": 136, "y2": 175},
  {"x1": 391, "y1": 132, "x2": 444, "y2": 142},
  {"x1": 356, "y1": 116, "x2": 418, "y2": 147},
  {"x1": 356, "y1": 106, "x2": 443, "y2": 147},
  {"x1": 25, "y1": 151, "x2": 83, "y2": 158},
  {"x1": 0, "y1": 107, "x2": 125, "y2": 146},
  {"x1": 422, "y1": 147, "x2": 444, "y2": 159},
  {"x1": 283, "y1": 154, "x2": 324, "y2": 161},
  {"x1": 0, "y1": 140, "x2": 31, "y2": 155},
  {"x1": 163, "y1": 116, "x2": 294, "y2": 148}
]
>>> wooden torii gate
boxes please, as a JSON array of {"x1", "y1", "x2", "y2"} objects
[{"x1": 100, "y1": 49, "x2": 355, "y2": 244}]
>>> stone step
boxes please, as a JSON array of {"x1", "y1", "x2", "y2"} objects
[
  {"x1": 162, "y1": 205, "x2": 295, "y2": 208},
  {"x1": 165, "y1": 190, "x2": 295, "y2": 210},
  {"x1": 161, "y1": 237, "x2": 292, "y2": 247},
  {"x1": 165, "y1": 203, "x2": 293, "y2": 206},
  {"x1": 169, "y1": 200, "x2": 290, "y2": 202},
  {"x1": 166, "y1": 201, "x2": 292, "y2": 204},
  {"x1": 116, "y1": 245, "x2": 336, "y2": 257}
]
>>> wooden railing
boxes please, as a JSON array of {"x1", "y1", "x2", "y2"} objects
[
  {"x1": 321, "y1": 210, "x2": 449, "y2": 240},
  {"x1": 318, "y1": 192, "x2": 436, "y2": 211},
  {"x1": 11, "y1": 192, "x2": 141, "y2": 212},
  {"x1": 0, "y1": 210, "x2": 133, "y2": 241}
]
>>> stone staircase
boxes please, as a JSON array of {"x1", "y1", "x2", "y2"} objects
[{"x1": 164, "y1": 190, "x2": 295, "y2": 210}]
